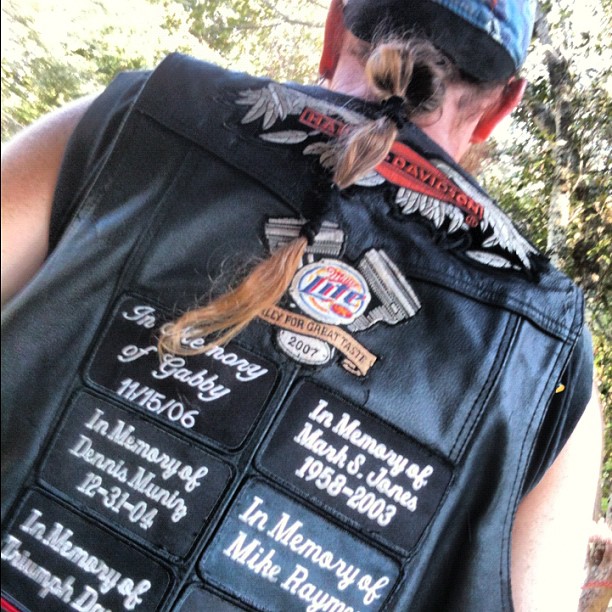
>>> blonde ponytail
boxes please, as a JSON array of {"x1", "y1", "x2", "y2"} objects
[
  {"x1": 159, "y1": 37, "x2": 455, "y2": 355},
  {"x1": 334, "y1": 39, "x2": 453, "y2": 188},
  {"x1": 159, "y1": 237, "x2": 308, "y2": 354}
]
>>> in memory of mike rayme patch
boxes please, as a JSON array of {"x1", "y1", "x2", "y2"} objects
[{"x1": 200, "y1": 480, "x2": 399, "y2": 611}]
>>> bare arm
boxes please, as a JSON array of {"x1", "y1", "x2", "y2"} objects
[
  {"x1": 1, "y1": 95, "x2": 96, "y2": 306},
  {"x1": 511, "y1": 384, "x2": 603, "y2": 611}
]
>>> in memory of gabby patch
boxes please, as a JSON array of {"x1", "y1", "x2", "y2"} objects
[{"x1": 86, "y1": 295, "x2": 278, "y2": 450}]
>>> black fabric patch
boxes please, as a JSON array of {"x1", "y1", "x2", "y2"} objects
[
  {"x1": 86, "y1": 295, "x2": 278, "y2": 449},
  {"x1": 200, "y1": 480, "x2": 399, "y2": 611},
  {"x1": 39, "y1": 392, "x2": 233, "y2": 558},
  {"x1": 257, "y1": 381, "x2": 453, "y2": 553},
  {"x1": 174, "y1": 585, "x2": 247, "y2": 611},
  {"x1": 1, "y1": 491, "x2": 170, "y2": 611}
]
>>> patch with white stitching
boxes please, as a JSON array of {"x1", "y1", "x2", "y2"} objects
[
  {"x1": 86, "y1": 295, "x2": 278, "y2": 449},
  {"x1": 257, "y1": 380, "x2": 453, "y2": 553},
  {"x1": 200, "y1": 480, "x2": 399, "y2": 611}
]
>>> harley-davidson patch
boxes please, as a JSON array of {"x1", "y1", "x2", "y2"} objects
[
  {"x1": 238, "y1": 87, "x2": 541, "y2": 272},
  {"x1": 378, "y1": 142, "x2": 484, "y2": 227}
]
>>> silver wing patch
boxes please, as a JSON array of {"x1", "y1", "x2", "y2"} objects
[
  {"x1": 433, "y1": 160, "x2": 538, "y2": 270},
  {"x1": 260, "y1": 130, "x2": 309, "y2": 145},
  {"x1": 465, "y1": 250, "x2": 519, "y2": 270},
  {"x1": 237, "y1": 83, "x2": 364, "y2": 131},
  {"x1": 395, "y1": 188, "x2": 466, "y2": 233},
  {"x1": 303, "y1": 141, "x2": 337, "y2": 171}
]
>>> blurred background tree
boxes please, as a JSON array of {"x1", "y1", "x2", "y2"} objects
[{"x1": 2, "y1": 0, "x2": 610, "y2": 520}]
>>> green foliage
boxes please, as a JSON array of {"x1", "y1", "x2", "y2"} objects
[
  {"x1": 1, "y1": 0, "x2": 224, "y2": 140},
  {"x1": 153, "y1": 0, "x2": 326, "y2": 82},
  {"x1": 1, "y1": 0, "x2": 326, "y2": 140}
]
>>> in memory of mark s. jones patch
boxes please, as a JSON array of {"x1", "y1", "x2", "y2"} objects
[
  {"x1": 40, "y1": 392, "x2": 233, "y2": 558},
  {"x1": 257, "y1": 381, "x2": 453, "y2": 554},
  {"x1": 200, "y1": 480, "x2": 400, "y2": 612},
  {"x1": 86, "y1": 295, "x2": 278, "y2": 450},
  {"x1": 260, "y1": 218, "x2": 421, "y2": 376},
  {"x1": 1, "y1": 491, "x2": 171, "y2": 612}
]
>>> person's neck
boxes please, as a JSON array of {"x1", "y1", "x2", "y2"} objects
[{"x1": 327, "y1": 60, "x2": 479, "y2": 162}]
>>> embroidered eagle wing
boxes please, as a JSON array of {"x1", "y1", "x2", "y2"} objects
[{"x1": 434, "y1": 161, "x2": 538, "y2": 270}]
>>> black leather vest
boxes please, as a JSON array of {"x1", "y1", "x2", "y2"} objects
[{"x1": 1, "y1": 54, "x2": 592, "y2": 612}]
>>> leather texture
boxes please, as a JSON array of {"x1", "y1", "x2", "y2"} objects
[{"x1": 1, "y1": 53, "x2": 592, "y2": 612}]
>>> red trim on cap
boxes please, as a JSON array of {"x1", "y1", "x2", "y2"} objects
[{"x1": 319, "y1": 0, "x2": 345, "y2": 79}]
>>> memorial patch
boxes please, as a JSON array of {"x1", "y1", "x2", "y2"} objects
[
  {"x1": 87, "y1": 295, "x2": 278, "y2": 449},
  {"x1": 1, "y1": 491, "x2": 170, "y2": 612},
  {"x1": 39, "y1": 392, "x2": 232, "y2": 558},
  {"x1": 200, "y1": 481, "x2": 399, "y2": 611},
  {"x1": 257, "y1": 381, "x2": 453, "y2": 553}
]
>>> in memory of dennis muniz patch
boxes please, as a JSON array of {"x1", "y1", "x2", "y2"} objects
[
  {"x1": 39, "y1": 392, "x2": 233, "y2": 558},
  {"x1": 86, "y1": 295, "x2": 278, "y2": 450},
  {"x1": 200, "y1": 481, "x2": 399, "y2": 612},
  {"x1": 1, "y1": 491, "x2": 170, "y2": 612},
  {"x1": 257, "y1": 381, "x2": 453, "y2": 553}
]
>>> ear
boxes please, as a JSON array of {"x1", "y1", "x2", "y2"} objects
[
  {"x1": 470, "y1": 78, "x2": 527, "y2": 143},
  {"x1": 319, "y1": 0, "x2": 346, "y2": 81}
]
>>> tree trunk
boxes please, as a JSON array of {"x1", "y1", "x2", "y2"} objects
[{"x1": 534, "y1": 6, "x2": 581, "y2": 267}]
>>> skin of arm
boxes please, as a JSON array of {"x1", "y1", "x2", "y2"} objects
[
  {"x1": 1, "y1": 95, "x2": 95, "y2": 306},
  {"x1": 511, "y1": 386, "x2": 603, "y2": 611}
]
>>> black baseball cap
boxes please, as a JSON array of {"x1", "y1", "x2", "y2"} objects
[{"x1": 343, "y1": 0, "x2": 536, "y2": 81}]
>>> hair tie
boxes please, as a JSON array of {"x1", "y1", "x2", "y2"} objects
[
  {"x1": 300, "y1": 218, "x2": 323, "y2": 246},
  {"x1": 376, "y1": 95, "x2": 408, "y2": 129}
]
